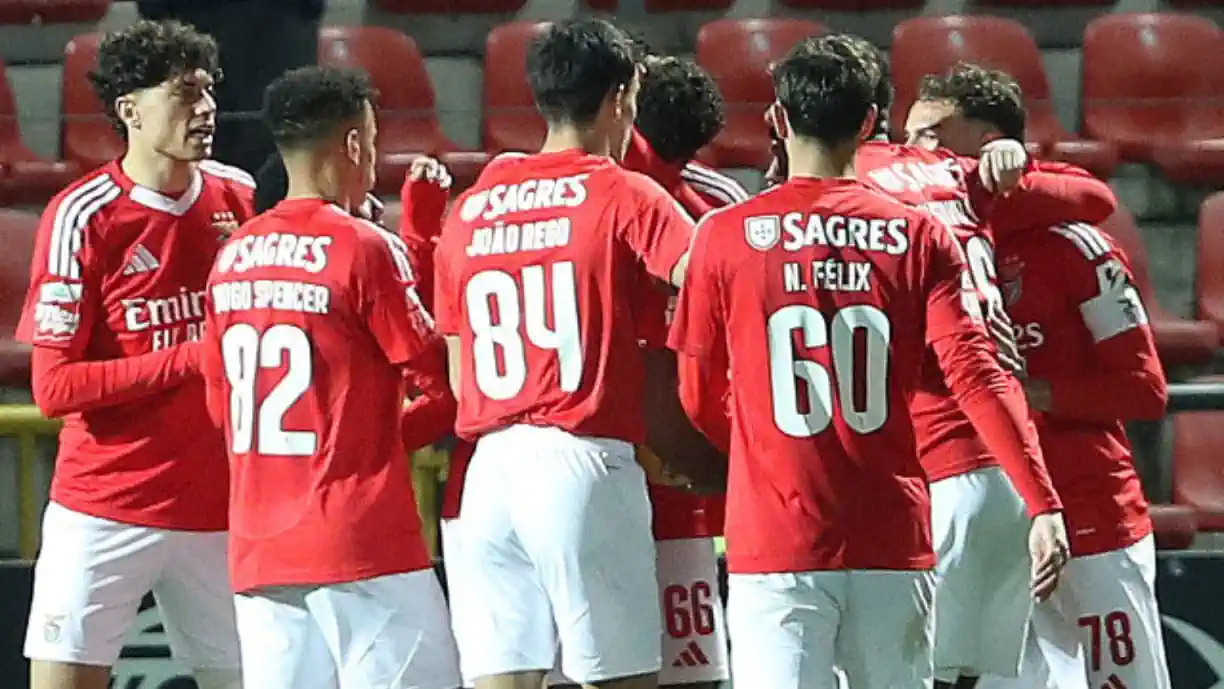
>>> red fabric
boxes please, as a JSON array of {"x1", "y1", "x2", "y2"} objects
[
  {"x1": 991, "y1": 160, "x2": 1118, "y2": 239},
  {"x1": 996, "y1": 222, "x2": 1159, "y2": 556},
  {"x1": 400, "y1": 339, "x2": 458, "y2": 453},
  {"x1": 201, "y1": 199, "x2": 436, "y2": 591},
  {"x1": 16, "y1": 161, "x2": 252, "y2": 531},
  {"x1": 434, "y1": 149, "x2": 693, "y2": 444}
]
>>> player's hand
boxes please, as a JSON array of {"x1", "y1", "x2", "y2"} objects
[
  {"x1": 979, "y1": 139, "x2": 1027, "y2": 194},
  {"x1": 356, "y1": 193, "x2": 384, "y2": 224},
  {"x1": 1028, "y1": 511, "x2": 1070, "y2": 602},
  {"x1": 986, "y1": 301, "x2": 1025, "y2": 376},
  {"x1": 408, "y1": 156, "x2": 453, "y2": 190}
]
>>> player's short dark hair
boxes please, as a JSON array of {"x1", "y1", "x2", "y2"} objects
[
  {"x1": 263, "y1": 66, "x2": 378, "y2": 151},
  {"x1": 773, "y1": 42, "x2": 876, "y2": 147},
  {"x1": 811, "y1": 34, "x2": 892, "y2": 137},
  {"x1": 917, "y1": 62, "x2": 1026, "y2": 140},
  {"x1": 89, "y1": 19, "x2": 221, "y2": 135},
  {"x1": 636, "y1": 57, "x2": 725, "y2": 164},
  {"x1": 253, "y1": 152, "x2": 288, "y2": 213},
  {"x1": 526, "y1": 18, "x2": 638, "y2": 126}
]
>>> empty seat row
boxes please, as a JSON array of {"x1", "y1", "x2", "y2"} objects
[
  {"x1": 0, "y1": 0, "x2": 108, "y2": 24},
  {"x1": 372, "y1": 0, "x2": 1224, "y2": 13}
]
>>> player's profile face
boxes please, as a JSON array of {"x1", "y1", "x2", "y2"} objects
[
  {"x1": 609, "y1": 67, "x2": 643, "y2": 161},
  {"x1": 340, "y1": 100, "x2": 377, "y2": 208},
  {"x1": 905, "y1": 99, "x2": 974, "y2": 156},
  {"x1": 129, "y1": 68, "x2": 217, "y2": 163}
]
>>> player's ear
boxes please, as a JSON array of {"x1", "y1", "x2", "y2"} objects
[
  {"x1": 344, "y1": 127, "x2": 361, "y2": 166},
  {"x1": 115, "y1": 95, "x2": 139, "y2": 130},
  {"x1": 767, "y1": 102, "x2": 791, "y2": 140},
  {"x1": 857, "y1": 104, "x2": 879, "y2": 142}
]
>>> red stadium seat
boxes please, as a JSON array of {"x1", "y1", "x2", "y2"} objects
[
  {"x1": 777, "y1": 0, "x2": 921, "y2": 7},
  {"x1": 890, "y1": 16, "x2": 1117, "y2": 179},
  {"x1": 0, "y1": 0, "x2": 110, "y2": 24},
  {"x1": 1083, "y1": 13, "x2": 1224, "y2": 184},
  {"x1": 318, "y1": 27, "x2": 486, "y2": 194},
  {"x1": 0, "y1": 209, "x2": 36, "y2": 385},
  {"x1": 61, "y1": 33, "x2": 123, "y2": 172},
  {"x1": 583, "y1": 0, "x2": 734, "y2": 10},
  {"x1": 1099, "y1": 206, "x2": 1219, "y2": 365},
  {"x1": 0, "y1": 57, "x2": 79, "y2": 203},
  {"x1": 371, "y1": 0, "x2": 526, "y2": 13},
  {"x1": 1195, "y1": 192, "x2": 1224, "y2": 343},
  {"x1": 696, "y1": 18, "x2": 825, "y2": 169},
  {"x1": 482, "y1": 21, "x2": 549, "y2": 155},
  {"x1": 1150, "y1": 504, "x2": 1198, "y2": 549},
  {"x1": 1173, "y1": 389, "x2": 1224, "y2": 532}
]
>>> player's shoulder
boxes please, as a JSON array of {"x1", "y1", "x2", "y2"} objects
[
  {"x1": 680, "y1": 161, "x2": 751, "y2": 206},
  {"x1": 43, "y1": 166, "x2": 126, "y2": 226},
  {"x1": 1041, "y1": 221, "x2": 1122, "y2": 265},
  {"x1": 197, "y1": 159, "x2": 256, "y2": 190}
]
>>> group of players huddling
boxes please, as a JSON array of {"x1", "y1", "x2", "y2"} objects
[{"x1": 14, "y1": 14, "x2": 1171, "y2": 689}]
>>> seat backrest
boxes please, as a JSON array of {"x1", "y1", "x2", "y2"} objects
[
  {"x1": 1173, "y1": 394, "x2": 1224, "y2": 515},
  {"x1": 1083, "y1": 13, "x2": 1224, "y2": 141},
  {"x1": 778, "y1": 0, "x2": 921, "y2": 7},
  {"x1": 1196, "y1": 192, "x2": 1224, "y2": 322},
  {"x1": 371, "y1": 0, "x2": 526, "y2": 12},
  {"x1": 890, "y1": 16, "x2": 1060, "y2": 141},
  {"x1": 61, "y1": 33, "x2": 122, "y2": 167},
  {"x1": 482, "y1": 21, "x2": 550, "y2": 152},
  {"x1": 696, "y1": 19, "x2": 825, "y2": 109},
  {"x1": 0, "y1": 54, "x2": 25, "y2": 152}
]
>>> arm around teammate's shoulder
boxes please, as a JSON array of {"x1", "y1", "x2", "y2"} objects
[{"x1": 614, "y1": 170, "x2": 696, "y2": 289}]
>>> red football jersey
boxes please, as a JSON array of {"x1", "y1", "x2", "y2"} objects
[
  {"x1": 668, "y1": 177, "x2": 983, "y2": 573},
  {"x1": 434, "y1": 148, "x2": 694, "y2": 443},
  {"x1": 17, "y1": 160, "x2": 253, "y2": 530},
  {"x1": 997, "y1": 222, "x2": 1157, "y2": 556},
  {"x1": 201, "y1": 198, "x2": 436, "y2": 591}
]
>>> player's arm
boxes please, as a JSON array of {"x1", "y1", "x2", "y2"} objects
[
  {"x1": 1023, "y1": 227, "x2": 1168, "y2": 422},
  {"x1": 963, "y1": 152, "x2": 1117, "y2": 236},
  {"x1": 400, "y1": 339, "x2": 457, "y2": 453},
  {"x1": 667, "y1": 216, "x2": 731, "y2": 453},
  {"x1": 922, "y1": 218, "x2": 1062, "y2": 516},
  {"x1": 431, "y1": 219, "x2": 464, "y2": 397},
  {"x1": 617, "y1": 172, "x2": 697, "y2": 288},
  {"x1": 399, "y1": 156, "x2": 451, "y2": 251}
]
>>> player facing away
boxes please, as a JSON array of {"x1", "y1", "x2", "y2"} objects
[
  {"x1": 199, "y1": 66, "x2": 460, "y2": 689},
  {"x1": 434, "y1": 18, "x2": 695, "y2": 689},
  {"x1": 909, "y1": 64, "x2": 1173, "y2": 689},
  {"x1": 668, "y1": 43, "x2": 1071, "y2": 689},
  {"x1": 17, "y1": 20, "x2": 252, "y2": 689}
]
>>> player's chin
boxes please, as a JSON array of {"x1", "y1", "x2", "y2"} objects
[{"x1": 179, "y1": 140, "x2": 212, "y2": 162}]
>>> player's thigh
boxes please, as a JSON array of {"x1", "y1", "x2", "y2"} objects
[
  {"x1": 307, "y1": 569, "x2": 461, "y2": 689},
  {"x1": 929, "y1": 468, "x2": 1030, "y2": 680},
  {"x1": 153, "y1": 529, "x2": 240, "y2": 671},
  {"x1": 726, "y1": 571, "x2": 843, "y2": 689},
  {"x1": 656, "y1": 538, "x2": 728, "y2": 687},
  {"x1": 233, "y1": 588, "x2": 338, "y2": 689},
  {"x1": 1065, "y1": 536, "x2": 1171, "y2": 689},
  {"x1": 510, "y1": 431, "x2": 661, "y2": 684},
  {"x1": 837, "y1": 569, "x2": 936, "y2": 689},
  {"x1": 24, "y1": 503, "x2": 169, "y2": 667},
  {"x1": 454, "y1": 433, "x2": 556, "y2": 679}
]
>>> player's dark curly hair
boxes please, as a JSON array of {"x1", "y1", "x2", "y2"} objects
[
  {"x1": 89, "y1": 19, "x2": 220, "y2": 136},
  {"x1": 917, "y1": 62, "x2": 1026, "y2": 140},
  {"x1": 773, "y1": 41, "x2": 876, "y2": 147},
  {"x1": 253, "y1": 152, "x2": 288, "y2": 213},
  {"x1": 636, "y1": 57, "x2": 725, "y2": 165},
  {"x1": 263, "y1": 66, "x2": 378, "y2": 150},
  {"x1": 527, "y1": 18, "x2": 637, "y2": 126},
  {"x1": 809, "y1": 34, "x2": 892, "y2": 139}
]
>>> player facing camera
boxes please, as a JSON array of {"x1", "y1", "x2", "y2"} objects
[
  {"x1": 528, "y1": 17, "x2": 641, "y2": 161},
  {"x1": 907, "y1": 62, "x2": 1027, "y2": 156},
  {"x1": 262, "y1": 65, "x2": 378, "y2": 213},
  {"x1": 636, "y1": 56, "x2": 725, "y2": 166}
]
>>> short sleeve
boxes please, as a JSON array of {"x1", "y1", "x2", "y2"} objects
[
  {"x1": 921, "y1": 217, "x2": 985, "y2": 347},
  {"x1": 667, "y1": 215, "x2": 723, "y2": 356},
  {"x1": 617, "y1": 172, "x2": 696, "y2": 283},
  {"x1": 1048, "y1": 222, "x2": 1149, "y2": 344},
  {"x1": 354, "y1": 222, "x2": 439, "y2": 366},
  {"x1": 15, "y1": 191, "x2": 111, "y2": 355}
]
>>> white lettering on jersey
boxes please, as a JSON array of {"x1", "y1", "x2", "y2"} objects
[
  {"x1": 1015, "y1": 322, "x2": 1045, "y2": 351},
  {"x1": 866, "y1": 159, "x2": 960, "y2": 195},
  {"x1": 211, "y1": 280, "x2": 331, "y2": 316},
  {"x1": 123, "y1": 287, "x2": 207, "y2": 332},
  {"x1": 772, "y1": 212, "x2": 910, "y2": 255},
  {"x1": 459, "y1": 175, "x2": 590, "y2": 223},
  {"x1": 465, "y1": 217, "x2": 573, "y2": 257},
  {"x1": 216, "y1": 233, "x2": 332, "y2": 274}
]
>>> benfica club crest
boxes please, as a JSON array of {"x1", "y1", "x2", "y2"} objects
[
  {"x1": 211, "y1": 210, "x2": 239, "y2": 241},
  {"x1": 998, "y1": 255, "x2": 1024, "y2": 306}
]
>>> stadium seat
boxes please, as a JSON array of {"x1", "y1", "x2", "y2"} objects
[
  {"x1": 483, "y1": 21, "x2": 549, "y2": 155},
  {"x1": 1174, "y1": 392, "x2": 1224, "y2": 532},
  {"x1": 973, "y1": 0, "x2": 1107, "y2": 5},
  {"x1": 0, "y1": 57, "x2": 78, "y2": 203},
  {"x1": 1195, "y1": 193, "x2": 1224, "y2": 343},
  {"x1": 696, "y1": 18, "x2": 825, "y2": 169},
  {"x1": 318, "y1": 27, "x2": 486, "y2": 194},
  {"x1": 1099, "y1": 206, "x2": 1219, "y2": 365},
  {"x1": 370, "y1": 0, "x2": 526, "y2": 13},
  {"x1": 1083, "y1": 13, "x2": 1224, "y2": 184},
  {"x1": 777, "y1": 0, "x2": 921, "y2": 7},
  {"x1": 583, "y1": 0, "x2": 734, "y2": 10},
  {"x1": 890, "y1": 16, "x2": 1117, "y2": 179},
  {"x1": 0, "y1": 0, "x2": 110, "y2": 24},
  {"x1": 1151, "y1": 505, "x2": 1198, "y2": 549},
  {"x1": 0, "y1": 209, "x2": 36, "y2": 385},
  {"x1": 61, "y1": 33, "x2": 123, "y2": 172}
]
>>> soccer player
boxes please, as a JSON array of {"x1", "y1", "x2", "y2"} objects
[
  {"x1": 434, "y1": 17, "x2": 694, "y2": 689},
  {"x1": 669, "y1": 42, "x2": 1070, "y2": 689},
  {"x1": 17, "y1": 20, "x2": 252, "y2": 689},
  {"x1": 199, "y1": 66, "x2": 460, "y2": 689},
  {"x1": 910, "y1": 63, "x2": 1173, "y2": 689}
]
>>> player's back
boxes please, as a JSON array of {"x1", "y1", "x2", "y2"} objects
[
  {"x1": 710, "y1": 177, "x2": 951, "y2": 572},
  {"x1": 205, "y1": 198, "x2": 432, "y2": 591},
  {"x1": 436, "y1": 149, "x2": 692, "y2": 443}
]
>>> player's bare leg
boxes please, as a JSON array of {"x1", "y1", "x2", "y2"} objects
[{"x1": 30, "y1": 660, "x2": 110, "y2": 689}]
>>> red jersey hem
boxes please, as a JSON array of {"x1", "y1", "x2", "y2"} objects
[
  {"x1": 726, "y1": 553, "x2": 936, "y2": 573},
  {"x1": 231, "y1": 558, "x2": 434, "y2": 594},
  {"x1": 924, "y1": 455, "x2": 999, "y2": 483},
  {"x1": 50, "y1": 495, "x2": 227, "y2": 532},
  {"x1": 1069, "y1": 516, "x2": 1152, "y2": 558}
]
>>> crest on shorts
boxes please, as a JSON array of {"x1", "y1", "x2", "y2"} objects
[
  {"x1": 211, "y1": 211, "x2": 239, "y2": 241},
  {"x1": 744, "y1": 215, "x2": 780, "y2": 251},
  {"x1": 42, "y1": 613, "x2": 65, "y2": 643}
]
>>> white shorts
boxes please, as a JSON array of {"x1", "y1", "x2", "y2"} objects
[
  {"x1": 930, "y1": 466, "x2": 1031, "y2": 681},
  {"x1": 727, "y1": 569, "x2": 936, "y2": 689},
  {"x1": 447, "y1": 425, "x2": 661, "y2": 685},
  {"x1": 234, "y1": 569, "x2": 460, "y2": 689},
  {"x1": 23, "y1": 502, "x2": 239, "y2": 670},
  {"x1": 976, "y1": 534, "x2": 1171, "y2": 689}
]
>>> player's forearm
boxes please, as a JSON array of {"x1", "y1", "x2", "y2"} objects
[
  {"x1": 1011, "y1": 169, "x2": 1117, "y2": 224},
  {"x1": 31, "y1": 343, "x2": 199, "y2": 418},
  {"x1": 933, "y1": 332, "x2": 1062, "y2": 516},
  {"x1": 677, "y1": 353, "x2": 731, "y2": 454},
  {"x1": 400, "y1": 343, "x2": 458, "y2": 452}
]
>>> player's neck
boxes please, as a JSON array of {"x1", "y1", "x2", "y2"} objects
[
  {"x1": 787, "y1": 141, "x2": 856, "y2": 182},
  {"x1": 540, "y1": 125, "x2": 611, "y2": 158},
  {"x1": 121, "y1": 147, "x2": 195, "y2": 195},
  {"x1": 282, "y1": 155, "x2": 360, "y2": 212}
]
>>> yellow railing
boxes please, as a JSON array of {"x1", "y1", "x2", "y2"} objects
[{"x1": 0, "y1": 404, "x2": 60, "y2": 560}]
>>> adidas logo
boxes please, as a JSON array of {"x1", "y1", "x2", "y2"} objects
[
  {"x1": 670, "y1": 640, "x2": 710, "y2": 668},
  {"x1": 123, "y1": 245, "x2": 160, "y2": 276}
]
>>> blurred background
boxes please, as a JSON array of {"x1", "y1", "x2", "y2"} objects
[{"x1": 3, "y1": 0, "x2": 1224, "y2": 686}]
